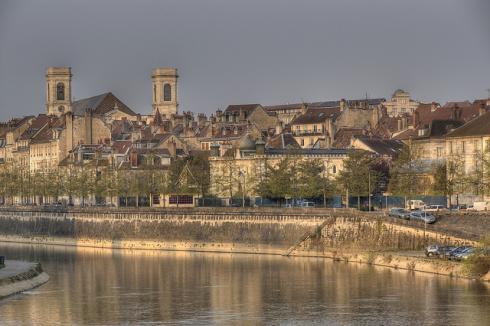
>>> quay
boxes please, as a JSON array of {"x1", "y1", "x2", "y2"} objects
[{"x1": 0, "y1": 258, "x2": 49, "y2": 299}]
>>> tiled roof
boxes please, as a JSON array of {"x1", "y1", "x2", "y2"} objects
[
  {"x1": 446, "y1": 111, "x2": 490, "y2": 138},
  {"x1": 224, "y1": 104, "x2": 261, "y2": 114},
  {"x1": 72, "y1": 92, "x2": 137, "y2": 116},
  {"x1": 332, "y1": 128, "x2": 365, "y2": 148},
  {"x1": 111, "y1": 140, "x2": 132, "y2": 154},
  {"x1": 354, "y1": 136, "x2": 404, "y2": 157},
  {"x1": 392, "y1": 128, "x2": 417, "y2": 141},
  {"x1": 266, "y1": 133, "x2": 300, "y2": 149},
  {"x1": 415, "y1": 120, "x2": 463, "y2": 139},
  {"x1": 265, "y1": 148, "x2": 350, "y2": 156},
  {"x1": 19, "y1": 115, "x2": 52, "y2": 140},
  {"x1": 290, "y1": 107, "x2": 340, "y2": 125}
]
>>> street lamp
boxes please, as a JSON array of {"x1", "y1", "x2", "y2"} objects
[
  {"x1": 239, "y1": 170, "x2": 247, "y2": 207},
  {"x1": 368, "y1": 169, "x2": 371, "y2": 212}
]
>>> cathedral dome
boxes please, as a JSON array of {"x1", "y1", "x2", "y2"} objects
[{"x1": 392, "y1": 89, "x2": 408, "y2": 97}]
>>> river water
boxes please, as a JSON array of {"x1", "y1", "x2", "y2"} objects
[{"x1": 0, "y1": 243, "x2": 489, "y2": 325}]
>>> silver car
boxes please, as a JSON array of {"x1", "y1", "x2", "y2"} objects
[{"x1": 409, "y1": 211, "x2": 436, "y2": 224}]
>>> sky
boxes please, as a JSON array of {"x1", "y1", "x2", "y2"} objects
[{"x1": 0, "y1": 0, "x2": 489, "y2": 120}]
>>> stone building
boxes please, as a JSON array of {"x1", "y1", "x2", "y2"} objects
[
  {"x1": 290, "y1": 107, "x2": 340, "y2": 148},
  {"x1": 45, "y1": 67, "x2": 72, "y2": 116},
  {"x1": 383, "y1": 89, "x2": 420, "y2": 117},
  {"x1": 208, "y1": 140, "x2": 348, "y2": 199},
  {"x1": 152, "y1": 67, "x2": 178, "y2": 117}
]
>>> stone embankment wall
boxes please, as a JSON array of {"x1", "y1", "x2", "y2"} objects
[{"x1": 0, "y1": 208, "x2": 475, "y2": 250}]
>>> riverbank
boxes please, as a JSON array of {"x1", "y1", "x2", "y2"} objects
[
  {"x1": 0, "y1": 208, "x2": 487, "y2": 282},
  {"x1": 0, "y1": 260, "x2": 49, "y2": 299},
  {"x1": 0, "y1": 234, "x2": 487, "y2": 283}
]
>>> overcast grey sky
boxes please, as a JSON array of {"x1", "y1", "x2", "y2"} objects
[{"x1": 0, "y1": 0, "x2": 489, "y2": 120}]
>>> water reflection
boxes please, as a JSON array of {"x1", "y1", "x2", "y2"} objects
[{"x1": 0, "y1": 243, "x2": 489, "y2": 325}]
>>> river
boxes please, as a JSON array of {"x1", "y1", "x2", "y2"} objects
[{"x1": 0, "y1": 242, "x2": 489, "y2": 325}]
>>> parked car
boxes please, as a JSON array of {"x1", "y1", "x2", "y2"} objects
[
  {"x1": 425, "y1": 245, "x2": 456, "y2": 258},
  {"x1": 452, "y1": 247, "x2": 475, "y2": 261},
  {"x1": 409, "y1": 211, "x2": 436, "y2": 224},
  {"x1": 450, "y1": 204, "x2": 467, "y2": 210},
  {"x1": 389, "y1": 208, "x2": 410, "y2": 219},
  {"x1": 424, "y1": 205, "x2": 446, "y2": 212},
  {"x1": 406, "y1": 200, "x2": 426, "y2": 210},
  {"x1": 300, "y1": 201, "x2": 315, "y2": 208},
  {"x1": 448, "y1": 246, "x2": 472, "y2": 260}
]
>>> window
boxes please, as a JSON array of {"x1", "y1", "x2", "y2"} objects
[
  {"x1": 436, "y1": 147, "x2": 443, "y2": 158},
  {"x1": 153, "y1": 85, "x2": 156, "y2": 102},
  {"x1": 301, "y1": 139, "x2": 304, "y2": 146},
  {"x1": 56, "y1": 83, "x2": 65, "y2": 100},
  {"x1": 332, "y1": 165, "x2": 337, "y2": 174},
  {"x1": 474, "y1": 140, "x2": 479, "y2": 152},
  {"x1": 313, "y1": 125, "x2": 318, "y2": 133},
  {"x1": 163, "y1": 83, "x2": 171, "y2": 101}
]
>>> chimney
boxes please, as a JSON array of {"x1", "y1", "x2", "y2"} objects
[
  {"x1": 275, "y1": 122, "x2": 283, "y2": 135},
  {"x1": 255, "y1": 139, "x2": 265, "y2": 155},
  {"x1": 430, "y1": 102, "x2": 437, "y2": 112},
  {"x1": 301, "y1": 103, "x2": 308, "y2": 114},
  {"x1": 412, "y1": 111, "x2": 419, "y2": 127},
  {"x1": 130, "y1": 149, "x2": 138, "y2": 168},
  {"x1": 479, "y1": 103, "x2": 486, "y2": 116},
  {"x1": 340, "y1": 99, "x2": 346, "y2": 112},
  {"x1": 84, "y1": 108, "x2": 93, "y2": 145}
]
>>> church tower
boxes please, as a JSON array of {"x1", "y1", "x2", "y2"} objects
[
  {"x1": 46, "y1": 67, "x2": 72, "y2": 116},
  {"x1": 152, "y1": 67, "x2": 178, "y2": 117}
]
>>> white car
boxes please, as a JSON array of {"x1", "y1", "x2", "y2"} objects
[
  {"x1": 424, "y1": 205, "x2": 445, "y2": 212},
  {"x1": 300, "y1": 201, "x2": 315, "y2": 208}
]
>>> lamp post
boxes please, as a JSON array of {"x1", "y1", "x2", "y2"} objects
[
  {"x1": 239, "y1": 170, "x2": 246, "y2": 207},
  {"x1": 368, "y1": 170, "x2": 371, "y2": 212}
]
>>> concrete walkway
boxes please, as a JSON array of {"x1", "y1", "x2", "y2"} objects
[
  {"x1": 0, "y1": 260, "x2": 49, "y2": 299},
  {"x1": 0, "y1": 261, "x2": 38, "y2": 280}
]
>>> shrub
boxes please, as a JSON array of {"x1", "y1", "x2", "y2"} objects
[{"x1": 463, "y1": 254, "x2": 490, "y2": 278}]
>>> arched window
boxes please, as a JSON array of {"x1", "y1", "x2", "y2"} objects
[
  {"x1": 153, "y1": 85, "x2": 157, "y2": 102},
  {"x1": 163, "y1": 83, "x2": 171, "y2": 102},
  {"x1": 332, "y1": 165, "x2": 337, "y2": 174},
  {"x1": 57, "y1": 83, "x2": 65, "y2": 101}
]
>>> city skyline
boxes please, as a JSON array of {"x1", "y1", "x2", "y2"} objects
[{"x1": 0, "y1": 0, "x2": 490, "y2": 120}]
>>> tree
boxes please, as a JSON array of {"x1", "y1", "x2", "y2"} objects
[
  {"x1": 256, "y1": 157, "x2": 294, "y2": 203},
  {"x1": 445, "y1": 155, "x2": 466, "y2": 208},
  {"x1": 388, "y1": 145, "x2": 425, "y2": 206},
  {"x1": 338, "y1": 150, "x2": 381, "y2": 210},
  {"x1": 296, "y1": 159, "x2": 323, "y2": 199},
  {"x1": 212, "y1": 154, "x2": 239, "y2": 198},
  {"x1": 187, "y1": 152, "x2": 211, "y2": 197}
]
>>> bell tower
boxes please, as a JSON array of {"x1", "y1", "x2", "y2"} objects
[
  {"x1": 46, "y1": 67, "x2": 72, "y2": 116},
  {"x1": 152, "y1": 67, "x2": 178, "y2": 117}
]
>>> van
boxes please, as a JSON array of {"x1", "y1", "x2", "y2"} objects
[
  {"x1": 406, "y1": 200, "x2": 425, "y2": 211},
  {"x1": 473, "y1": 201, "x2": 490, "y2": 211}
]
